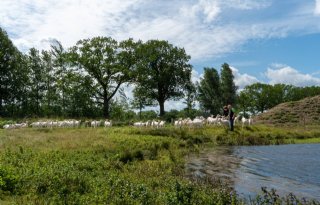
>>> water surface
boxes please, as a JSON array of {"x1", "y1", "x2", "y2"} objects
[{"x1": 186, "y1": 144, "x2": 320, "y2": 200}]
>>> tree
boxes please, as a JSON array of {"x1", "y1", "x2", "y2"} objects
[
  {"x1": 242, "y1": 83, "x2": 271, "y2": 113},
  {"x1": 0, "y1": 27, "x2": 24, "y2": 116},
  {"x1": 131, "y1": 86, "x2": 156, "y2": 119},
  {"x1": 41, "y1": 50, "x2": 58, "y2": 117},
  {"x1": 26, "y1": 48, "x2": 46, "y2": 116},
  {"x1": 237, "y1": 90, "x2": 251, "y2": 117},
  {"x1": 198, "y1": 67, "x2": 221, "y2": 115},
  {"x1": 135, "y1": 40, "x2": 192, "y2": 116},
  {"x1": 183, "y1": 81, "x2": 197, "y2": 117},
  {"x1": 69, "y1": 37, "x2": 138, "y2": 118},
  {"x1": 220, "y1": 63, "x2": 237, "y2": 105}
]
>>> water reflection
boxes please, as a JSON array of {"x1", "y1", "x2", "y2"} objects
[{"x1": 186, "y1": 144, "x2": 320, "y2": 200}]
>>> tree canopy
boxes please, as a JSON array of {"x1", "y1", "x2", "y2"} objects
[
  {"x1": 197, "y1": 67, "x2": 221, "y2": 115},
  {"x1": 220, "y1": 63, "x2": 237, "y2": 105},
  {"x1": 69, "y1": 37, "x2": 138, "y2": 118},
  {"x1": 134, "y1": 40, "x2": 192, "y2": 116}
]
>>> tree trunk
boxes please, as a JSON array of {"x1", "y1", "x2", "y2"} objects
[
  {"x1": 0, "y1": 97, "x2": 2, "y2": 115},
  {"x1": 139, "y1": 102, "x2": 142, "y2": 119},
  {"x1": 103, "y1": 91, "x2": 110, "y2": 118},
  {"x1": 159, "y1": 100, "x2": 165, "y2": 116}
]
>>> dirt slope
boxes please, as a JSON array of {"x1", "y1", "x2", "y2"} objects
[{"x1": 254, "y1": 95, "x2": 320, "y2": 125}]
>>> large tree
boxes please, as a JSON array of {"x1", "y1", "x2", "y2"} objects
[
  {"x1": 220, "y1": 63, "x2": 237, "y2": 105},
  {"x1": 198, "y1": 67, "x2": 221, "y2": 115},
  {"x1": 135, "y1": 40, "x2": 192, "y2": 116},
  {"x1": 0, "y1": 27, "x2": 24, "y2": 116},
  {"x1": 69, "y1": 37, "x2": 138, "y2": 118},
  {"x1": 26, "y1": 48, "x2": 46, "y2": 116}
]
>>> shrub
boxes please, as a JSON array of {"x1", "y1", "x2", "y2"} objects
[{"x1": 0, "y1": 166, "x2": 19, "y2": 193}]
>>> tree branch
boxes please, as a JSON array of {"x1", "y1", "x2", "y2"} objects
[{"x1": 106, "y1": 80, "x2": 123, "y2": 102}]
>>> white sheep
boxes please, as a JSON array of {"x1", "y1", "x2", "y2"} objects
[
  {"x1": 241, "y1": 116, "x2": 252, "y2": 127},
  {"x1": 159, "y1": 120, "x2": 165, "y2": 128},
  {"x1": 104, "y1": 120, "x2": 112, "y2": 127},
  {"x1": 91, "y1": 120, "x2": 101, "y2": 128},
  {"x1": 191, "y1": 117, "x2": 205, "y2": 128}
]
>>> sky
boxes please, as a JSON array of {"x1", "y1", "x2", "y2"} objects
[{"x1": 1, "y1": 0, "x2": 320, "y2": 110}]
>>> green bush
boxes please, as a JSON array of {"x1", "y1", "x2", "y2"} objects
[{"x1": 0, "y1": 166, "x2": 19, "y2": 193}]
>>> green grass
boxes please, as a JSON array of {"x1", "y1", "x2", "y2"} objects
[{"x1": 0, "y1": 125, "x2": 319, "y2": 204}]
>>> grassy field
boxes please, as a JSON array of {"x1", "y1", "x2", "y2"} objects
[{"x1": 0, "y1": 125, "x2": 320, "y2": 204}]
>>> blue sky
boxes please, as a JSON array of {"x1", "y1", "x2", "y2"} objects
[{"x1": 1, "y1": 0, "x2": 320, "y2": 109}]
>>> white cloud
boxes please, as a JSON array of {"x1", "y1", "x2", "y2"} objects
[
  {"x1": 266, "y1": 64, "x2": 320, "y2": 86},
  {"x1": 0, "y1": 0, "x2": 141, "y2": 50},
  {"x1": 315, "y1": 0, "x2": 320, "y2": 15},
  {"x1": 1, "y1": 0, "x2": 319, "y2": 61},
  {"x1": 224, "y1": 0, "x2": 271, "y2": 10},
  {"x1": 191, "y1": 69, "x2": 202, "y2": 84},
  {"x1": 231, "y1": 67, "x2": 259, "y2": 89}
]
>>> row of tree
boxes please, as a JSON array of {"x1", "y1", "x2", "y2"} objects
[
  {"x1": 1, "y1": 26, "x2": 319, "y2": 120},
  {"x1": 1, "y1": 27, "x2": 195, "y2": 118}
]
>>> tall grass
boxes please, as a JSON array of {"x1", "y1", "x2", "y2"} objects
[{"x1": 0, "y1": 125, "x2": 319, "y2": 204}]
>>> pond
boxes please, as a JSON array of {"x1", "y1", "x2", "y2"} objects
[{"x1": 186, "y1": 144, "x2": 320, "y2": 201}]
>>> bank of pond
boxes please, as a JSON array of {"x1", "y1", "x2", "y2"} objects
[{"x1": 0, "y1": 125, "x2": 319, "y2": 204}]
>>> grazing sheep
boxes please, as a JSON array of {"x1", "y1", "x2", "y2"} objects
[
  {"x1": 159, "y1": 120, "x2": 165, "y2": 128},
  {"x1": 219, "y1": 119, "x2": 230, "y2": 127},
  {"x1": 133, "y1": 122, "x2": 144, "y2": 127},
  {"x1": 174, "y1": 119, "x2": 183, "y2": 127},
  {"x1": 207, "y1": 115, "x2": 221, "y2": 126},
  {"x1": 241, "y1": 116, "x2": 252, "y2": 127},
  {"x1": 91, "y1": 120, "x2": 101, "y2": 128},
  {"x1": 104, "y1": 120, "x2": 112, "y2": 127}
]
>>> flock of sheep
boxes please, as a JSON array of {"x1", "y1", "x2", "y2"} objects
[
  {"x1": 173, "y1": 115, "x2": 252, "y2": 128},
  {"x1": 2, "y1": 119, "x2": 111, "y2": 129},
  {"x1": 2, "y1": 115, "x2": 252, "y2": 130},
  {"x1": 133, "y1": 120, "x2": 166, "y2": 128}
]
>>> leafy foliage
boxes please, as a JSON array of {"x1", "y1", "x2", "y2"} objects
[
  {"x1": 238, "y1": 83, "x2": 320, "y2": 114},
  {"x1": 0, "y1": 126, "x2": 319, "y2": 204},
  {"x1": 220, "y1": 63, "x2": 237, "y2": 105},
  {"x1": 198, "y1": 67, "x2": 222, "y2": 115},
  {"x1": 69, "y1": 37, "x2": 138, "y2": 118},
  {"x1": 134, "y1": 40, "x2": 192, "y2": 116}
]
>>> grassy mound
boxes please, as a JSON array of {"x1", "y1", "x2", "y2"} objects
[{"x1": 254, "y1": 95, "x2": 320, "y2": 125}]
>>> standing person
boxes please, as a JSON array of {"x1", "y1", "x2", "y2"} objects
[
  {"x1": 223, "y1": 105, "x2": 229, "y2": 118},
  {"x1": 228, "y1": 104, "x2": 235, "y2": 131}
]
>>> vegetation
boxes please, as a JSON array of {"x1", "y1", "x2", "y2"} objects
[
  {"x1": 254, "y1": 95, "x2": 320, "y2": 125},
  {"x1": 134, "y1": 40, "x2": 192, "y2": 116},
  {"x1": 2, "y1": 26, "x2": 320, "y2": 120},
  {"x1": 0, "y1": 28, "x2": 193, "y2": 119},
  {"x1": 238, "y1": 83, "x2": 320, "y2": 115},
  {"x1": 2, "y1": 25, "x2": 320, "y2": 204},
  {"x1": 69, "y1": 37, "x2": 138, "y2": 118},
  {"x1": 0, "y1": 125, "x2": 320, "y2": 204},
  {"x1": 197, "y1": 67, "x2": 221, "y2": 115},
  {"x1": 197, "y1": 63, "x2": 237, "y2": 116},
  {"x1": 220, "y1": 63, "x2": 237, "y2": 105}
]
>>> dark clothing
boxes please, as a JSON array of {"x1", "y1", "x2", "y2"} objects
[
  {"x1": 223, "y1": 109, "x2": 229, "y2": 117},
  {"x1": 229, "y1": 118, "x2": 234, "y2": 131},
  {"x1": 228, "y1": 108, "x2": 235, "y2": 120},
  {"x1": 229, "y1": 108, "x2": 235, "y2": 131}
]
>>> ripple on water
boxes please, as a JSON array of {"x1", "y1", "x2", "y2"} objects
[{"x1": 186, "y1": 144, "x2": 320, "y2": 201}]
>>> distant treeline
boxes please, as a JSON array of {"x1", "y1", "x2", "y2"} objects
[
  {"x1": 1, "y1": 27, "x2": 319, "y2": 120},
  {"x1": 237, "y1": 83, "x2": 320, "y2": 115}
]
